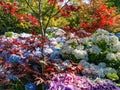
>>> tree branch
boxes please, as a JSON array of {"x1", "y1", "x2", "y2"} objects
[
  {"x1": 24, "y1": 0, "x2": 38, "y2": 15},
  {"x1": 51, "y1": 0, "x2": 70, "y2": 17},
  {"x1": 44, "y1": 0, "x2": 57, "y2": 34}
]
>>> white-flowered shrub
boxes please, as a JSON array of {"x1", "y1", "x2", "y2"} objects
[{"x1": 60, "y1": 28, "x2": 120, "y2": 74}]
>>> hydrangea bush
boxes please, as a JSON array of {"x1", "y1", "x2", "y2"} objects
[
  {"x1": 61, "y1": 29, "x2": 120, "y2": 66},
  {"x1": 49, "y1": 73, "x2": 120, "y2": 90},
  {"x1": 80, "y1": 60, "x2": 117, "y2": 79},
  {"x1": 60, "y1": 28, "x2": 120, "y2": 82},
  {"x1": 0, "y1": 29, "x2": 120, "y2": 89}
]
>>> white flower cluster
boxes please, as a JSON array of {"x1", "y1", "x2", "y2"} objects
[
  {"x1": 106, "y1": 52, "x2": 120, "y2": 61},
  {"x1": 94, "y1": 29, "x2": 120, "y2": 61},
  {"x1": 61, "y1": 40, "x2": 88, "y2": 60},
  {"x1": 112, "y1": 42, "x2": 120, "y2": 52},
  {"x1": 5, "y1": 32, "x2": 32, "y2": 38},
  {"x1": 61, "y1": 28, "x2": 120, "y2": 62},
  {"x1": 72, "y1": 49, "x2": 88, "y2": 60},
  {"x1": 61, "y1": 45, "x2": 74, "y2": 54},
  {"x1": 91, "y1": 29, "x2": 119, "y2": 45},
  {"x1": 85, "y1": 29, "x2": 120, "y2": 61}
]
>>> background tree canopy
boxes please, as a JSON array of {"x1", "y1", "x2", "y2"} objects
[{"x1": 106, "y1": 0, "x2": 120, "y2": 13}]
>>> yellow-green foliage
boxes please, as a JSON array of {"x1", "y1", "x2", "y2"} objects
[
  {"x1": 44, "y1": 17, "x2": 69, "y2": 27},
  {"x1": 107, "y1": 73, "x2": 119, "y2": 81}
]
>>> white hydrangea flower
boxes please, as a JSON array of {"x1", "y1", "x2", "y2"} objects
[
  {"x1": 116, "y1": 52, "x2": 120, "y2": 60},
  {"x1": 112, "y1": 42, "x2": 120, "y2": 52},
  {"x1": 61, "y1": 45, "x2": 74, "y2": 54},
  {"x1": 106, "y1": 53, "x2": 116, "y2": 61},
  {"x1": 20, "y1": 33, "x2": 32, "y2": 37},
  {"x1": 44, "y1": 48, "x2": 53, "y2": 54},
  {"x1": 72, "y1": 49, "x2": 88, "y2": 60},
  {"x1": 78, "y1": 38, "x2": 92, "y2": 48},
  {"x1": 51, "y1": 41, "x2": 58, "y2": 45},
  {"x1": 76, "y1": 45, "x2": 84, "y2": 50},
  {"x1": 79, "y1": 37, "x2": 90, "y2": 44},
  {"x1": 96, "y1": 29, "x2": 109, "y2": 35},
  {"x1": 46, "y1": 27, "x2": 58, "y2": 32},
  {"x1": 50, "y1": 38, "x2": 56, "y2": 42},
  {"x1": 109, "y1": 35, "x2": 119, "y2": 44},
  {"x1": 89, "y1": 45, "x2": 101, "y2": 54},
  {"x1": 94, "y1": 36, "x2": 101, "y2": 42},
  {"x1": 96, "y1": 35, "x2": 109, "y2": 43}
]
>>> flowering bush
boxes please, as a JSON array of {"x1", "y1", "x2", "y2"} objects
[
  {"x1": 61, "y1": 29, "x2": 120, "y2": 63},
  {"x1": 87, "y1": 29, "x2": 120, "y2": 68},
  {"x1": 80, "y1": 60, "x2": 117, "y2": 79},
  {"x1": 0, "y1": 31, "x2": 84, "y2": 89},
  {"x1": 60, "y1": 28, "x2": 120, "y2": 81},
  {"x1": 0, "y1": 28, "x2": 119, "y2": 89},
  {"x1": 49, "y1": 73, "x2": 120, "y2": 90}
]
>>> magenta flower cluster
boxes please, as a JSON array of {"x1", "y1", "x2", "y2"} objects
[{"x1": 49, "y1": 73, "x2": 120, "y2": 90}]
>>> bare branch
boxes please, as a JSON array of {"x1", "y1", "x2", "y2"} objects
[
  {"x1": 44, "y1": 0, "x2": 57, "y2": 34},
  {"x1": 24, "y1": 0, "x2": 38, "y2": 15}
]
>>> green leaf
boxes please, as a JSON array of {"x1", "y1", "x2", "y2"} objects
[
  {"x1": 5, "y1": 32, "x2": 13, "y2": 37},
  {"x1": 106, "y1": 73, "x2": 119, "y2": 81}
]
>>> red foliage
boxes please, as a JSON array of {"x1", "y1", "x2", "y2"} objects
[
  {"x1": 0, "y1": 2, "x2": 18, "y2": 15},
  {"x1": 35, "y1": 61, "x2": 84, "y2": 85},
  {"x1": 48, "y1": 0, "x2": 57, "y2": 5},
  {"x1": 0, "y1": 1, "x2": 40, "y2": 28},
  {"x1": 80, "y1": 4, "x2": 115, "y2": 33},
  {"x1": 48, "y1": 0, "x2": 64, "y2": 5},
  {"x1": 59, "y1": 0, "x2": 64, "y2": 2},
  {"x1": 60, "y1": 4, "x2": 80, "y2": 17},
  {"x1": 0, "y1": 34, "x2": 84, "y2": 86},
  {"x1": 63, "y1": 26, "x2": 91, "y2": 38},
  {"x1": 61, "y1": 4, "x2": 115, "y2": 38},
  {"x1": 15, "y1": 14, "x2": 40, "y2": 27},
  {"x1": 0, "y1": 34, "x2": 51, "y2": 86}
]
